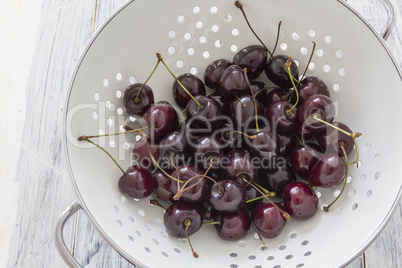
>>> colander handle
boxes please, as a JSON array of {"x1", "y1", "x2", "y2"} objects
[
  {"x1": 376, "y1": 0, "x2": 395, "y2": 40},
  {"x1": 54, "y1": 200, "x2": 82, "y2": 268}
]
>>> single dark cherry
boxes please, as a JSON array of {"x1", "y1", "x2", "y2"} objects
[
  {"x1": 316, "y1": 122, "x2": 354, "y2": 156},
  {"x1": 298, "y1": 94, "x2": 336, "y2": 133},
  {"x1": 186, "y1": 95, "x2": 222, "y2": 129},
  {"x1": 266, "y1": 100, "x2": 299, "y2": 133},
  {"x1": 251, "y1": 203, "x2": 287, "y2": 238},
  {"x1": 158, "y1": 130, "x2": 190, "y2": 171},
  {"x1": 214, "y1": 209, "x2": 251, "y2": 241},
  {"x1": 192, "y1": 134, "x2": 224, "y2": 171},
  {"x1": 208, "y1": 180, "x2": 247, "y2": 212},
  {"x1": 118, "y1": 165, "x2": 153, "y2": 199},
  {"x1": 219, "y1": 65, "x2": 249, "y2": 99},
  {"x1": 222, "y1": 149, "x2": 258, "y2": 187},
  {"x1": 290, "y1": 143, "x2": 323, "y2": 180},
  {"x1": 163, "y1": 201, "x2": 203, "y2": 237},
  {"x1": 142, "y1": 103, "x2": 178, "y2": 142},
  {"x1": 228, "y1": 94, "x2": 265, "y2": 130},
  {"x1": 282, "y1": 182, "x2": 319, "y2": 220},
  {"x1": 298, "y1": 76, "x2": 330, "y2": 104},
  {"x1": 152, "y1": 170, "x2": 175, "y2": 202},
  {"x1": 123, "y1": 83, "x2": 154, "y2": 116},
  {"x1": 170, "y1": 165, "x2": 209, "y2": 203},
  {"x1": 265, "y1": 55, "x2": 299, "y2": 89},
  {"x1": 156, "y1": 100, "x2": 179, "y2": 131},
  {"x1": 132, "y1": 137, "x2": 160, "y2": 171},
  {"x1": 233, "y1": 45, "x2": 267, "y2": 80},
  {"x1": 310, "y1": 153, "x2": 346, "y2": 187},
  {"x1": 258, "y1": 163, "x2": 296, "y2": 195},
  {"x1": 213, "y1": 121, "x2": 242, "y2": 153},
  {"x1": 204, "y1": 59, "x2": 233, "y2": 89},
  {"x1": 173, "y1": 73, "x2": 206, "y2": 108}
]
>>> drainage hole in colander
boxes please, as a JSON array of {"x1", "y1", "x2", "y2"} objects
[
  {"x1": 145, "y1": 247, "x2": 151, "y2": 253},
  {"x1": 323, "y1": 64, "x2": 331, "y2": 72},
  {"x1": 196, "y1": 21, "x2": 204, "y2": 29},
  {"x1": 178, "y1": 238, "x2": 186, "y2": 243},
  {"x1": 160, "y1": 231, "x2": 168, "y2": 238},
  {"x1": 190, "y1": 67, "x2": 197, "y2": 75},
  {"x1": 316, "y1": 48, "x2": 324, "y2": 57},
  {"x1": 300, "y1": 47, "x2": 308, "y2": 55},
  {"x1": 267, "y1": 256, "x2": 275, "y2": 261},
  {"x1": 292, "y1": 32, "x2": 299, "y2": 40},
  {"x1": 315, "y1": 191, "x2": 322, "y2": 198},
  {"x1": 116, "y1": 220, "x2": 123, "y2": 227},
  {"x1": 128, "y1": 235, "x2": 134, "y2": 242},
  {"x1": 232, "y1": 28, "x2": 239, "y2": 36},
  {"x1": 364, "y1": 143, "x2": 371, "y2": 152},
  {"x1": 187, "y1": 47, "x2": 195, "y2": 56},
  {"x1": 107, "y1": 118, "x2": 113, "y2": 126},
  {"x1": 176, "y1": 60, "x2": 184, "y2": 68},
  {"x1": 373, "y1": 155, "x2": 380, "y2": 164},
  {"x1": 177, "y1": 15, "x2": 185, "y2": 23},
  {"x1": 193, "y1": 6, "x2": 201, "y2": 14},
  {"x1": 161, "y1": 251, "x2": 168, "y2": 257},
  {"x1": 290, "y1": 232, "x2": 297, "y2": 238},
  {"x1": 308, "y1": 29, "x2": 316, "y2": 37},
  {"x1": 238, "y1": 240, "x2": 247, "y2": 247},
  {"x1": 129, "y1": 116, "x2": 135, "y2": 122},
  {"x1": 98, "y1": 129, "x2": 104, "y2": 135},
  {"x1": 138, "y1": 209, "x2": 145, "y2": 216},
  {"x1": 115, "y1": 90, "x2": 122, "y2": 98},
  {"x1": 144, "y1": 224, "x2": 151, "y2": 231},
  {"x1": 168, "y1": 29, "x2": 176, "y2": 38},
  {"x1": 301, "y1": 240, "x2": 309, "y2": 246},
  {"x1": 333, "y1": 83, "x2": 340, "y2": 92},
  {"x1": 152, "y1": 238, "x2": 159, "y2": 245},
  {"x1": 333, "y1": 190, "x2": 341, "y2": 197},
  {"x1": 260, "y1": 245, "x2": 268, "y2": 251},
  {"x1": 116, "y1": 73, "x2": 122, "y2": 81},
  {"x1": 360, "y1": 174, "x2": 367, "y2": 182},
  {"x1": 203, "y1": 51, "x2": 210, "y2": 59},
  {"x1": 254, "y1": 265, "x2": 262, "y2": 268},
  {"x1": 339, "y1": 67, "x2": 346, "y2": 76},
  {"x1": 117, "y1": 108, "x2": 123, "y2": 115},
  {"x1": 336, "y1": 49, "x2": 343, "y2": 57},
  {"x1": 230, "y1": 252, "x2": 238, "y2": 258},
  {"x1": 304, "y1": 251, "x2": 312, "y2": 257},
  {"x1": 335, "y1": 207, "x2": 343, "y2": 215},
  {"x1": 153, "y1": 217, "x2": 161, "y2": 224},
  {"x1": 224, "y1": 14, "x2": 232, "y2": 22},
  {"x1": 273, "y1": 265, "x2": 281, "y2": 268},
  {"x1": 296, "y1": 263, "x2": 305, "y2": 267},
  {"x1": 248, "y1": 255, "x2": 256, "y2": 260},
  {"x1": 366, "y1": 190, "x2": 373, "y2": 197},
  {"x1": 280, "y1": 43, "x2": 287, "y2": 51},
  {"x1": 215, "y1": 40, "x2": 222, "y2": 48},
  {"x1": 352, "y1": 203, "x2": 358, "y2": 210},
  {"x1": 286, "y1": 254, "x2": 293, "y2": 259},
  {"x1": 325, "y1": 35, "x2": 332, "y2": 43},
  {"x1": 230, "y1": 264, "x2": 238, "y2": 268},
  {"x1": 308, "y1": 62, "x2": 315, "y2": 70},
  {"x1": 94, "y1": 92, "x2": 100, "y2": 101},
  {"x1": 199, "y1": 36, "x2": 207, "y2": 44},
  {"x1": 174, "y1": 248, "x2": 181, "y2": 253},
  {"x1": 128, "y1": 215, "x2": 135, "y2": 222},
  {"x1": 103, "y1": 78, "x2": 109, "y2": 87},
  {"x1": 123, "y1": 142, "x2": 130, "y2": 150},
  {"x1": 129, "y1": 76, "x2": 136, "y2": 84},
  {"x1": 168, "y1": 46, "x2": 176, "y2": 54},
  {"x1": 184, "y1": 32, "x2": 191, "y2": 40},
  {"x1": 346, "y1": 175, "x2": 353, "y2": 183},
  {"x1": 92, "y1": 111, "x2": 98, "y2": 120},
  {"x1": 210, "y1": 6, "x2": 218, "y2": 13},
  {"x1": 278, "y1": 245, "x2": 286, "y2": 250},
  {"x1": 230, "y1": 45, "x2": 238, "y2": 52},
  {"x1": 212, "y1": 25, "x2": 219, "y2": 32},
  {"x1": 114, "y1": 205, "x2": 120, "y2": 213},
  {"x1": 349, "y1": 189, "x2": 356, "y2": 197},
  {"x1": 294, "y1": 59, "x2": 300, "y2": 66},
  {"x1": 120, "y1": 196, "x2": 127, "y2": 204},
  {"x1": 356, "y1": 160, "x2": 362, "y2": 168}
]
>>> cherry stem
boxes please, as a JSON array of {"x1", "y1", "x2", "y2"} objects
[
  {"x1": 229, "y1": 130, "x2": 257, "y2": 139},
  {"x1": 134, "y1": 58, "x2": 161, "y2": 102},
  {"x1": 85, "y1": 139, "x2": 125, "y2": 174},
  {"x1": 77, "y1": 126, "x2": 148, "y2": 141},
  {"x1": 203, "y1": 221, "x2": 220, "y2": 225},
  {"x1": 149, "y1": 199, "x2": 167, "y2": 210},
  {"x1": 157, "y1": 53, "x2": 203, "y2": 110},
  {"x1": 138, "y1": 131, "x2": 183, "y2": 184},
  {"x1": 323, "y1": 144, "x2": 349, "y2": 212},
  {"x1": 243, "y1": 68, "x2": 260, "y2": 132},
  {"x1": 254, "y1": 86, "x2": 279, "y2": 97},
  {"x1": 206, "y1": 88, "x2": 217, "y2": 97},
  {"x1": 246, "y1": 194, "x2": 275, "y2": 203},
  {"x1": 242, "y1": 178, "x2": 289, "y2": 220},
  {"x1": 293, "y1": 132, "x2": 303, "y2": 146},
  {"x1": 234, "y1": 1, "x2": 273, "y2": 58},
  {"x1": 346, "y1": 138, "x2": 360, "y2": 166},
  {"x1": 284, "y1": 58, "x2": 300, "y2": 115},
  {"x1": 271, "y1": 21, "x2": 283, "y2": 59},
  {"x1": 184, "y1": 219, "x2": 199, "y2": 258},
  {"x1": 234, "y1": 94, "x2": 247, "y2": 107},
  {"x1": 301, "y1": 41, "x2": 316, "y2": 80},
  {"x1": 312, "y1": 114, "x2": 363, "y2": 139},
  {"x1": 229, "y1": 137, "x2": 245, "y2": 153}
]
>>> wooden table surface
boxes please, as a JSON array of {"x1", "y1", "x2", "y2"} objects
[{"x1": 1, "y1": 0, "x2": 401, "y2": 267}]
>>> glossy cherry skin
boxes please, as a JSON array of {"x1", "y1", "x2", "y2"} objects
[
  {"x1": 310, "y1": 153, "x2": 346, "y2": 187},
  {"x1": 214, "y1": 209, "x2": 251, "y2": 241},
  {"x1": 229, "y1": 94, "x2": 265, "y2": 130},
  {"x1": 142, "y1": 103, "x2": 178, "y2": 142},
  {"x1": 282, "y1": 182, "x2": 319, "y2": 220},
  {"x1": 295, "y1": 121, "x2": 315, "y2": 141},
  {"x1": 214, "y1": 121, "x2": 241, "y2": 153},
  {"x1": 163, "y1": 201, "x2": 203, "y2": 238},
  {"x1": 258, "y1": 163, "x2": 296, "y2": 195},
  {"x1": 263, "y1": 88, "x2": 289, "y2": 108},
  {"x1": 265, "y1": 55, "x2": 299, "y2": 89},
  {"x1": 158, "y1": 130, "x2": 190, "y2": 171},
  {"x1": 245, "y1": 126, "x2": 277, "y2": 162},
  {"x1": 123, "y1": 83, "x2": 154, "y2": 116},
  {"x1": 192, "y1": 134, "x2": 224, "y2": 171},
  {"x1": 173, "y1": 73, "x2": 206, "y2": 108},
  {"x1": 244, "y1": 186, "x2": 262, "y2": 211},
  {"x1": 251, "y1": 203, "x2": 287, "y2": 238},
  {"x1": 170, "y1": 165, "x2": 208, "y2": 203},
  {"x1": 208, "y1": 180, "x2": 247, "y2": 212},
  {"x1": 290, "y1": 143, "x2": 323, "y2": 180},
  {"x1": 276, "y1": 132, "x2": 299, "y2": 158},
  {"x1": 250, "y1": 81, "x2": 268, "y2": 103},
  {"x1": 219, "y1": 65, "x2": 249, "y2": 99},
  {"x1": 222, "y1": 149, "x2": 258, "y2": 188},
  {"x1": 186, "y1": 95, "x2": 222, "y2": 129},
  {"x1": 316, "y1": 122, "x2": 354, "y2": 156},
  {"x1": 152, "y1": 170, "x2": 174, "y2": 202},
  {"x1": 266, "y1": 100, "x2": 299, "y2": 133},
  {"x1": 132, "y1": 138, "x2": 160, "y2": 171},
  {"x1": 207, "y1": 91, "x2": 230, "y2": 116},
  {"x1": 204, "y1": 59, "x2": 233, "y2": 89},
  {"x1": 298, "y1": 94, "x2": 336, "y2": 133},
  {"x1": 233, "y1": 45, "x2": 267, "y2": 80},
  {"x1": 298, "y1": 76, "x2": 330, "y2": 104},
  {"x1": 118, "y1": 165, "x2": 153, "y2": 199}
]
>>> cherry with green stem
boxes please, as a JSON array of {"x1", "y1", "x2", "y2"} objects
[{"x1": 243, "y1": 68, "x2": 260, "y2": 132}]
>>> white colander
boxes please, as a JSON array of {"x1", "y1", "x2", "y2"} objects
[{"x1": 55, "y1": 0, "x2": 402, "y2": 267}]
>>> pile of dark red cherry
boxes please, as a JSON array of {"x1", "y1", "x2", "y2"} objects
[{"x1": 116, "y1": 43, "x2": 359, "y2": 255}]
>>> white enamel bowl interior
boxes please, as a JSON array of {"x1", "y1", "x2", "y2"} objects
[{"x1": 64, "y1": 0, "x2": 402, "y2": 267}]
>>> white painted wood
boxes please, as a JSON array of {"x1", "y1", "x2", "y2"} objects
[{"x1": 1, "y1": 0, "x2": 400, "y2": 267}]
